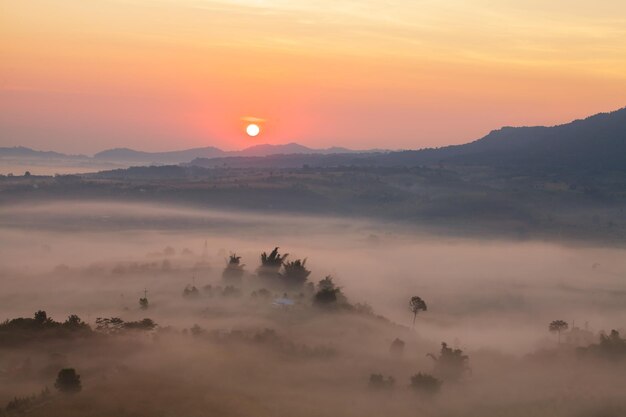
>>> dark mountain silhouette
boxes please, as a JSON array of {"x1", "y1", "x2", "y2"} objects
[
  {"x1": 0, "y1": 146, "x2": 87, "y2": 159},
  {"x1": 93, "y1": 143, "x2": 377, "y2": 164},
  {"x1": 234, "y1": 142, "x2": 359, "y2": 157},
  {"x1": 3, "y1": 143, "x2": 380, "y2": 167},
  {"x1": 93, "y1": 146, "x2": 226, "y2": 164},
  {"x1": 188, "y1": 107, "x2": 626, "y2": 172}
]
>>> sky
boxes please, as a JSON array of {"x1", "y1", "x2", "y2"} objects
[{"x1": 1, "y1": 0, "x2": 626, "y2": 154}]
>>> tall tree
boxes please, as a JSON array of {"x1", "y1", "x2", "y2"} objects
[
  {"x1": 409, "y1": 296, "x2": 427, "y2": 325},
  {"x1": 549, "y1": 320, "x2": 569, "y2": 344}
]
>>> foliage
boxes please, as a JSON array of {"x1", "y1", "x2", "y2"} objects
[
  {"x1": 55, "y1": 368, "x2": 81, "y2": 393},
  {"x1": 368, "y1": 373, "x2": 395, "y2": 390},
  {"x1": 64, "y1": 314, "x2": 89, "y2": 330},
  {"x1": 222, "y1": 286, "x2": 242, "y2": 297},
  {"x1": 549, "y1": 320, "x2": 569, "y2": 343},
  {"x1": 313, "y1": 276, "x2": 343, "y2": 307},
  {"x1": 281, "y1": 258, "x2": 311, "y2": 288},
  {"x1": 258, "y1": 247, "x2": 288, "y2": 280},
  {"x1": 0, "y1": 311, "x2": 92, "y2": 346},
  {"x1": 183, "y1": 285, "x2": 200, "y2": 298},
  {"x1": 578, "y1": 329, "x2": 626, "y2": 361},
  {"x1": 410, "y1": 372, "x2": 442, "y2": 395},
  {"x1": 428, "y1": 342, "x2": 470, "y2": 382},
  {"x1": 95, "y1": 317, "x2": 156, "y2": 333},
  {"x1": 223, "y1": 253, "x2": 245, "y2": 283},
  {"x1": 409, "y1": 296, "x2": 427, "y2": 325},
  {"x1": 389, "y1": 338, "x2": 405, "y2": 356},
  {"x1": 260, "y1": 247, "x2": 288, "y2": 267},
  {"x1": 5, "y1": 388, "x2": 50, "y2": 414}
]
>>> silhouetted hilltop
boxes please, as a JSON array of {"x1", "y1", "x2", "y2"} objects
[
  {"x1": 93, "y1": 146, "x2": 227, "y2": 164},
  {"x1": 0, "y1": 146, "x2": 87, "y2": 159},
  {"x1": 187, "y1": 107, "x2": 626, "y2": 172},
  {"x1": 373, "y1": 107, "x2": 626, "y2": 171}
]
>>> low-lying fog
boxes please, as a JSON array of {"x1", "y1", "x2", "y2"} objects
[{"x1": 1, "y1": 201, "x2": 625, "y2": 416}]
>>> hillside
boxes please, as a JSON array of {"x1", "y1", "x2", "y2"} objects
[{"x1": 187, "y1": 107, "x2": 626, "y2": 172}]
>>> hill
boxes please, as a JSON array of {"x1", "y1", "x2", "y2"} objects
[{"x1": 187, "y1": 107, "x2": 626, "y2": 172}]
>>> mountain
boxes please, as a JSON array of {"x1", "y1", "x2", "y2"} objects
[
  {"x1": 0, "y1": 146, "x2": 87, "y2": 159},
  {"x1": 368, "y1": 107, "x2": 626, "y2": 171},
  {"x1": 188, "y1": 107, "x2": 626, "y2": 172},
  {"x1": 93, "y1": 143, "x2": 378, "y2": 165},
  {"x1": 234, "y1": 142, "x2": 368, "y2": 157},
  {"x1": 93, "y1": 146, "x2": 226, "y2": 164}
]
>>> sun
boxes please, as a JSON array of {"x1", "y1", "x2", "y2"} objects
[{"x1": 246, "y1": 123, "x2": 260, "y2": 137}]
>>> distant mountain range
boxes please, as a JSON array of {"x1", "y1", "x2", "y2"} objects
[
  {"x1": 3, "y1": 106, "x2": 626, "y2": 173},
  {"x1": 188, "y1": 107, "x2": 626, "y2": 172},
  {"x1": 0, "y1": 143, "x2": 383, "y2": 167}
]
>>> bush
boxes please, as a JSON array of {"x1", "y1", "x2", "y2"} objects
[
  {"x1": 55, "y1": 368, "x2": 81, "y2": 393},
  {"x1": 368, "y1": 373, "x2": 395, "y2": 390},
  {"x1": 410, "y1": 372, "x2": 442, "y2": 395}
]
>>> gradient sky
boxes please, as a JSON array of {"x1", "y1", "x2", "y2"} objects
[{"x1": 1, "y1": 0, "x2": 626, "y2": 153}]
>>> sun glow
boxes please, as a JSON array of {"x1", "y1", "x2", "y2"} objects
[{"x1": 246, "y1": 123, "x2": 260, "y2": 137}]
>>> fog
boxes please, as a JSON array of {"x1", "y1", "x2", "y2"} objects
[{"x1": 1, "y1": 201, "x2": 625, "y2": 416}]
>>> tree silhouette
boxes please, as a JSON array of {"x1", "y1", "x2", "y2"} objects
[
  {"x1": 222, "y1": 253, "x2": 245, "y2": 284},
  {"x1": 281, "y1": 259, "x2": 311, "y2": 288},
  {"x1": 139, "y1": 289, "x2": 149, "y2": 310},
  {"x1": 54, "y1": 368, "x2": 81, "y2": 393},
  {"x1": 261, "y1": 247, "x2": 288, "y2": 267},
  {"x1": 410, "y1": 372, "x2": 442, "y2": 395},
  {"x1": 258, "y1": 247, "x2": 288, "y2": 280},
  {"x1": 549, "y1": 320, "x2": 569, "y2": 344},
  {"x1": 409, "y1": 296, "x2": 427, "y2": 325},
  {"x1": 368, "y1": 373, "x2": 395, "y2": 390},
  {"x1": 63, "y1": 315, "x2": 88, "y2": 330},
  {"x1": 34, "y1": 310, "x2": 50, "y2": 325},
  {"x1": 313, "y1": 276, "x2": 342, "y2": 307},
  {"x1": 427, "y1": 342, "x2": 470, "y2": 382},
  {"x1": 183, "y1": 285, "x2": 200, "y2": 298},
  {"x1": 389, "y1": 338, "x2": 405, "y2": 357}
]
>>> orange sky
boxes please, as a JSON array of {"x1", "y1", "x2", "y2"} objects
[{"x1": 1, "y1": 0, "x2": 626, "y2": 153}]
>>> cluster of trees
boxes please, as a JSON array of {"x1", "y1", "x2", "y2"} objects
[
  {"x1": 1, "y1": 368, "x2": 82, "y2": 416},
  {"x1": 578, "y1": 329, "x2": 626, "y2": 360},
  {"x1": 187, "y1": 327, "x2": 335, "y2": 358},
  {"x1": 370, "y1": 340, "x2": 467, "y2": 397},
  {"x1": 368, "y1": 372, "x2": 443, "y2": 395},
  {"x1": 95, "y1": 317, "x2": 157, "y2": 333},
  {"x1": 427, "y1": 342, "x2": 471, "y2": 382},
  {"x1": 0, "y1": 311, "x2": 91, "y2": 345},
  {"x1": 2, "y1": 388, "x2": 50, "y2": 416}
]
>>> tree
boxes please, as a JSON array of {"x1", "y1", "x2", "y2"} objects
[
  {"x1": 409, "y1": 296, "x2": 427, "y2": 326},
  {"x1": 139, "y1": 289, "x2": 149, "y2": 310},
  {"x1": 54, "y1": 368, "x2": 81, "y2": 393},
  {"x1": 313, "y1": 276, "x2": 343, "y2": 307},
  {"x1": 368, "y1": 373, "x2": 395, "y2": 390},
  {"x1": 34, "y1": 310, "x2": 49, "y2": 325},
  {"x1": 427, "y1": 342, "x2": 470, "y2": 382},
  {"x1": 549, "y1": 320, "x2": 569, "y2": 344},
  {"x1": 258, "y1": 247, "x2": 288, "y2": 280},
  {"x1": 63, "y1": 315, "x2": 88, "y2": 330},
  {"x1": 182, "y1": 285, "x2": 200, "y2": 298},
  {"x1": 95, "y1": 317, "x2": 125, "y2": 334},
  {"x1": 410, "y1": 372, "x2": 442, "y2": 395},
  {"x1": 281, "y1": 259, "x2": 311, "y2": 288},
  {"x1": 222, "y1": 253, "x2": 245, "y2": 284},
  {"x1": 389, "y1": 338, "x2": 405, "y2": 357}
]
